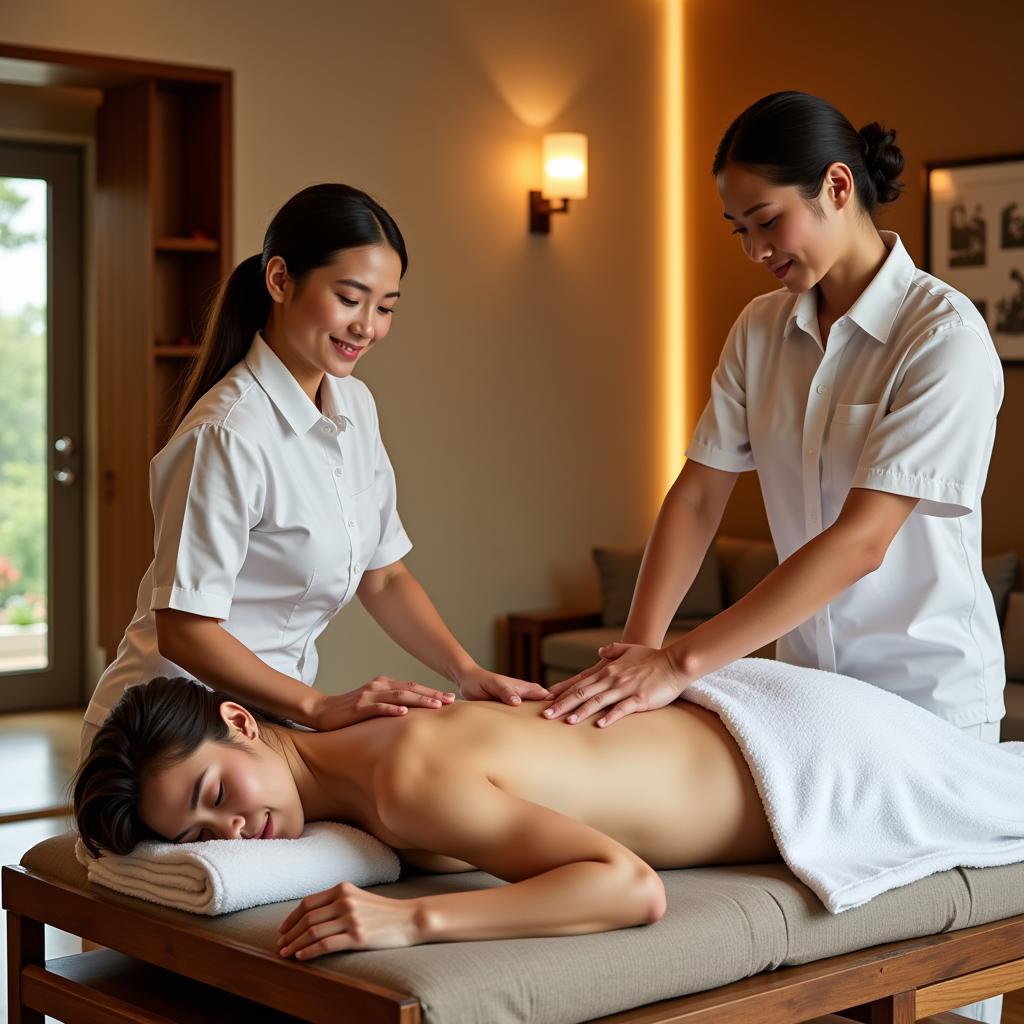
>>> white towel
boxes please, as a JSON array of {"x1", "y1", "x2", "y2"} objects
[
  {"x1": 683, "y1": 658, "x2": 1024, "y2": 913},
  {"x1": 75, "y1": 821, "x2": 400, "y2": 915}
]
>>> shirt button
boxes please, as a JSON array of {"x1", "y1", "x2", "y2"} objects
[
  {"x1": 806, "y1": 448, "x2": 815, "y2": 456},
  {"x1": 347, "y1": 520, "x2": 356, "y2": 528},
  {"x1": 817, "y1": 616, "x2": 826, "y2": 626},
  {"x1": 322, "y1": 423, "x2": 332, "y2": 434},
  {"x1": 354, "y1": 563, "x2": 362, "y2": 572},
  {"x1": 816, "y1": 384, "x2": 828, "y2": 395},
  {"x1": 333, "y1": 467, "x2": 343, "y2": 477}
]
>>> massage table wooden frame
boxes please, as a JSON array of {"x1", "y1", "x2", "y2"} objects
[{"x1": 5, "y1": 862, "x2": 1024, "y2": 1024}]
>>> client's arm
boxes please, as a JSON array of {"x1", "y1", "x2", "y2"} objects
[{"x1": 277, "y1": 770, "x2": 665, "y2": 957}]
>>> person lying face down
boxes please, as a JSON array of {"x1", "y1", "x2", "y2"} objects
[{"x1": 74, "y1": 676, "x2": 778, "y2": 958}]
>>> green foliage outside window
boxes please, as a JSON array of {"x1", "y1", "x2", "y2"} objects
[{"x1": 0, "y1": 179, "x2": 46, "y2": 623}]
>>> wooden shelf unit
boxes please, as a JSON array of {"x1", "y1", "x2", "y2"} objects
[{"x1": 0, "y1": 44, "x2": 233, "y2": 662}]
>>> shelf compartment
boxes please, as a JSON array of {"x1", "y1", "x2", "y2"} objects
[{"x1": 152, "y1": 249, "x2": 223, "y2": 349}]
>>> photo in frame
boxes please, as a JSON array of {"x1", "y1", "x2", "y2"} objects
[{"x1": 925, "y1": 154, "x2": 1024, "y2": 362}]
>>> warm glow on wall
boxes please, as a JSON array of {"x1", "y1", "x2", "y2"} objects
[{"x1": 663, "y1": 0, "x2": 685, "y2": 496}]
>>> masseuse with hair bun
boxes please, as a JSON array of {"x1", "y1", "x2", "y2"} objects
[
  {"x1": 82, "y1": 183, "x2": 548, "y2": 758},
  {"x1": 548, "y1": 94, "x2": 1005, "y2": 740},
  {"x1": 547, "y1": 92, "x2": 1006, "y2": 1020}
]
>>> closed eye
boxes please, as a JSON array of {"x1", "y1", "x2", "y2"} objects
[
  {"x1": 215, "y1": 782, "x2": 224, "y2": 806},
  {"x1": 732, "y1": 215, "x2": 778, "y2": 236}
]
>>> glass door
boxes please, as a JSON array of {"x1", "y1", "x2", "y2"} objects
[{"x1": 0, "y1": 140, "x2": 84, "y2": 709}]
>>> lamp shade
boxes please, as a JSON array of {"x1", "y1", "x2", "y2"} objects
[{"x1": 541, "y1": 132, "x2": 588, "y2": 201}]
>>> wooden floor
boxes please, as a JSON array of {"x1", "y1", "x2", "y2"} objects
[
  {"x1": 0, "y1": 708, "x2": 1021, "y2": 1024},
  {"x1": 0, "y1": 707, "x2": 83, "y2": 823},
  {"x1": 0, "y1": 706, "x2": 85, "y2": 1022}
]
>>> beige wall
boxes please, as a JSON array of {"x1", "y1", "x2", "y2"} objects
[
  {"x1": 7, "y1": 0, "x2": 1019, "y2": 701},
  {"x1": 0, "y1": 0, "x2": 664, "y2": 693},
  {"x1": 683, "y1": 0, "x2": 1024, "y2": 553}
]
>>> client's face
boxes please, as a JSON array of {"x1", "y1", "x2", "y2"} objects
[{"x1": 138, "y1": 703, "x2": 305, "y2": 844}]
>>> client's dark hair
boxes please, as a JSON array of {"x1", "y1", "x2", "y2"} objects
[{"x1": 72, "y1": 676, "x2": 285, "y2": 857}]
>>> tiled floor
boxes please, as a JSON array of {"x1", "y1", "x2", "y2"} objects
[{"x1": 0, "y1": 708, "x2": 1021, "y2": 1023}]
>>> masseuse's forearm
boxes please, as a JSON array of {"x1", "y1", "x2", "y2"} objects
[
  {"x1": 358, "y1": 565, "x2": 475, "y2": 685},
  {"x1": 622, "y1": 475, "x2": 724, "y2": 649},
  {"x1": 154, "y1": 609, "x2": 321, "y2": 725},
  {"x1": 666, "y1": 523, "x2": 880, "y2": 680},
  {"x1": 413, "y1": 859, "x2": 663, "y2": 942},
  {"x1": 623, "y1": 461, "x2": 738, "y2": 648}
]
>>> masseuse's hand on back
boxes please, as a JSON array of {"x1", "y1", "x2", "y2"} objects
[
  {"x1": 542, "y1": 461, "x2": 738, "y2": 728},
  {"x1": 155, "y1": 608, "x2": 454, "y2": 731},
  {"x1": 310, "y1": 677, "x2": 455, "y2": 730},
  {"x1": 456, "y1": 664, "x2": 550, "y2": 705},
  {"x1": 543, "y1": 643, "x2": 687, "y2": 728}
]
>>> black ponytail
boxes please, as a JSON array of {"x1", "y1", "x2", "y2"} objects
[
  {"x1": 173, "y1": 254, "x2": 268, "y2": 428},
  {"x1": 712, "y1": 91, "x2": 905, "y2": 216},
  {"x1": 173, "y1": 184, "x2": 408, "y2": 428}
]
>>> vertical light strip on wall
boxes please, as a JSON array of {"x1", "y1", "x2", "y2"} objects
[{"x1": 663, "y1": 0, "x2": 685, "y2": 496}]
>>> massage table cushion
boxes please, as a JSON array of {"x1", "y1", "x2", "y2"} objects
[{"x1": 20, "y1": 832, "x2": 1024, "y2": 1024}]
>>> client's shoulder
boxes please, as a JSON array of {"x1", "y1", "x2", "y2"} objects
[{"x1": 373, "y1": 702, "x2": 489, "y2": 806}]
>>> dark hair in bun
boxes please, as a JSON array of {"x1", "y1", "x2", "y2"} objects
[
  {"x1": 858, "y1": 121, "x2": 905, "y2": 205},
  {"x1": 712, "y1": 91, "x2": 904, "y2": 215}
]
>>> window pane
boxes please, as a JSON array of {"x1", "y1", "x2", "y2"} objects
[{"x1": 0, "y1": 177, "x2": 48, "y2": 672}]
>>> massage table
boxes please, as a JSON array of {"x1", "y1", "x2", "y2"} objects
[{"x1": 5, "y1": 832, "x2": 1024, "y2": 1024}]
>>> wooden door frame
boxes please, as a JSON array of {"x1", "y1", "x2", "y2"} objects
[{"x1": 0, "y1": 42, "x2": 233, "y2": 691}]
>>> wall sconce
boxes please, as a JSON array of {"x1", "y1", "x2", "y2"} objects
[{"x1": 529, "y1": 132, "x2": 588, "y2": 234}]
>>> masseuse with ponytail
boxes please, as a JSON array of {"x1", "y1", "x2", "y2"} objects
[
  {"x1": 82, "y1": 184, "x2": 547, "y2": 756},
  {"x1": 548, "y1": 92, "x2": 1005, "y2": 740}
]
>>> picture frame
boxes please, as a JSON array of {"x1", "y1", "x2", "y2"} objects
[{"x1": 924, "y1": 153, "x2": 1024, "y2": 363}]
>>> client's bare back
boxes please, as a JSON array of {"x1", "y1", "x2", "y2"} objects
[{"x1": 346, "y1": 698, "x2": 777, "y2": 871}]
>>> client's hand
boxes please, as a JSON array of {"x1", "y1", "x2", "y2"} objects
[
  {"x1": 457, "y1": 664, "x2": 550, "y2": 705},
  {"x1": 311, "y1": 677, "x2": 455, "y2": 730},
  {"x1": 278, "y1": 881, "x2": 421, "y2": 957},
  {"x1": 542, "y1": 642, "x2": 688, "y2": 727}
]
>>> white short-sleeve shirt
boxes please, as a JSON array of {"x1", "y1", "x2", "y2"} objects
[
  {"x1": 686, "y1": 232, "x2": 1005, "y2": 727},
  {"x1": 85, "y1": 332, "x2": 413, "y2": 729}
]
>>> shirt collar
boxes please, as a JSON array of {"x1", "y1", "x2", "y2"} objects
[
  {"x1": 783, "y1": 231, "x2": 916, "y2": 345},
  {"x1": 318, "y1": 374, "x2": 354, "y2": 429},
  {"x1": 244, "y1": 332, "x2": 324, "y2": 435}
]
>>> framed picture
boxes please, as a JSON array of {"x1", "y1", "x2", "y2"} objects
[{"x1": 924, "y1": 154, "x2": 1024, "y2": 362}]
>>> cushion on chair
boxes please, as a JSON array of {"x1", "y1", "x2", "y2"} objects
[
  {"x1": 541, "y1": 628, "x2": 691, "y2": 674},
  {"x1": 983, "y1": 552, "x2": 1021, "y2": 623},
  {"x1": 18, "y1": 832, "x2": 1024, "y2": 1024},
  {"x1": 1002, "y1": 684, "x2": 1024, "y2": 743},
  {"x1": 1003, "y1": 591, "x2": 1024, "y2": 682},
  {"x1": 592, "y1": 546, "x2": 722, "y2": 629},
  {"x1": 715, "y1": 536, "x2": 778, "y2": 606}
]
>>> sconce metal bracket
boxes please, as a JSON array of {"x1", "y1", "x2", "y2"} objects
[{"x1": 529, "y1": 191, "x2": 570, "y2": 234}]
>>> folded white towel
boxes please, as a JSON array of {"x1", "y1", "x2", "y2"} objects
[
  {"x1": 683, "y1": 658, "x2": 1024, "y2": 913},
  {"x1": 75, "y1": 821, "x2": 400, "y2": 915}
]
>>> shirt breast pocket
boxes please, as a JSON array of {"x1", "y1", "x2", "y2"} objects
[
  {"x1": 828, "y1": 403, "x2": 879, "y2": 498},
  {"x1": 351, "y1": 482, "x2": 382, "y2": 567}
]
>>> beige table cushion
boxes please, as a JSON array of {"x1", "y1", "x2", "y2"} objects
[{"x1": 19, "y1": 832, "x2": 1024, "y2": 1024}]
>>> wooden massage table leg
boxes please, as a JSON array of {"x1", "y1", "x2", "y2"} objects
[{"x1": 7, "y1": 909, "x2": 44, "y2": 1024}]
